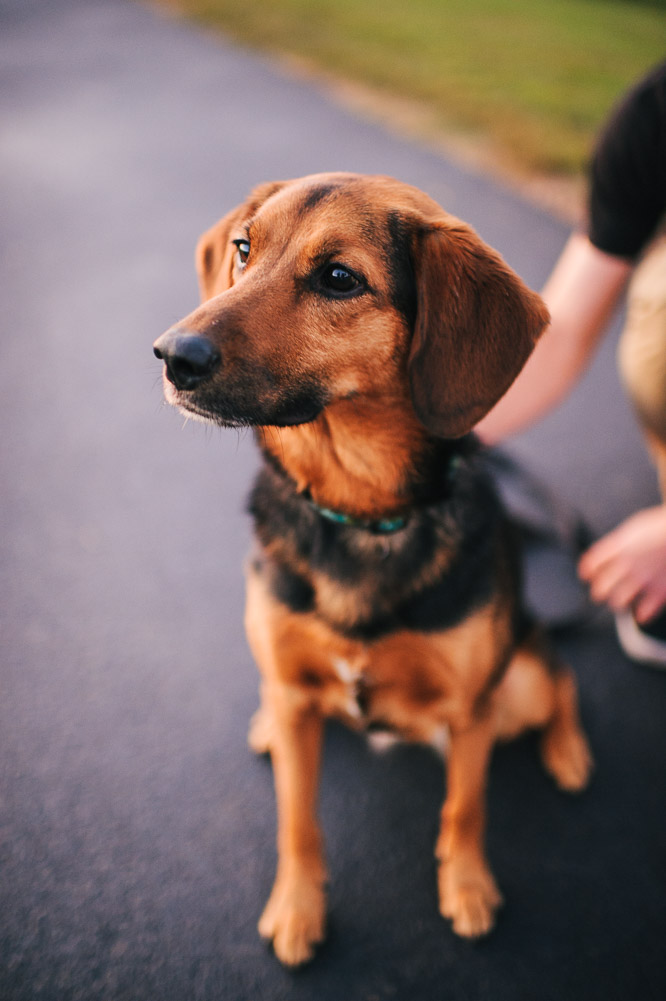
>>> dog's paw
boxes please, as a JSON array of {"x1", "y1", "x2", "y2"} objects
[
  {"x1": 541, "y1": 726, "x2": 593, "y2": 793},
  {"x1": 438, "y1": 860, "x2": 503, "y2": 939},
  {"x1": 247, "y1": 706, "x2": 274, "y2": 755},
  {"x1": 258, "y1": 874, "x2": 326, "y2": 966}
]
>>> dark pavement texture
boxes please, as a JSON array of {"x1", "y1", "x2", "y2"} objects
[{"x1": 1, "y1": 1, "x2": 664, "y2": 999}]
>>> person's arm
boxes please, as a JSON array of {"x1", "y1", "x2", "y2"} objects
[{"x1": 477, "y1": 232, "x2": 633, "y2": 443}]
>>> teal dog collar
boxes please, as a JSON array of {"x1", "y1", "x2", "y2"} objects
[{"x1": 308, "y1": 500, "x2": 407, "y2": 535}]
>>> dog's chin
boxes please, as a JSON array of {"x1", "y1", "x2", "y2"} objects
[{"x1": 162, "y1": 380, "x2": 326, "y2": 429}]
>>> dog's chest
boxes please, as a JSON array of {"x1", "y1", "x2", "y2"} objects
[
  {"x1": 312, "y1": 634, "x2": 478, "y2": 749},
  {"x1": 249, "y1": 548, "x2": 497, "y2": 744}
]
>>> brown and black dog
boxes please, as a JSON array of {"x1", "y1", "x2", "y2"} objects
[{"x1": 153, "y1": 172, "x2": 592, "y2": 966}]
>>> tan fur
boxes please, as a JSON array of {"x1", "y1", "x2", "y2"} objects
[
  {"x1": 157, "y1": 173, "x2": 592, "y2": 966},
  {"x1": 257, "y1": 393, "x2": 428, "y2": 518}
]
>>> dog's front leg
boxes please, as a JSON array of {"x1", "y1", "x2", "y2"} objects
[
  {"x1": 258, "y1": 684, "x2": 327, "y2": 966},
  {"x1": 436, "y1": 712, "x2": 503, "y2": 938}
]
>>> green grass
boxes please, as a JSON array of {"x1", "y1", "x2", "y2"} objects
[{"x1": 152, "y1": 0, "x2": 666, "y2": 176}]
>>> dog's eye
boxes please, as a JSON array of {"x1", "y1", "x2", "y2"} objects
[
  {"x1": 233, "y1": 239, "x2": 251, "y2": 269},
  {"x1": 320, "y1": 264, "x2": 363, "y2": 296}
]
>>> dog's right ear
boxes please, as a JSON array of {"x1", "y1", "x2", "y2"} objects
[
  {"x1": 407, "y1": 217, "x2": 549, "y2": 438},
  {"x1": 195, "y1": 181, "x2": 287, "y2": 302}
]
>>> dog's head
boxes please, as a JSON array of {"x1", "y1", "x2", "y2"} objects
[{"x1": 154, "y1": 173, "x2": 548, "y2": 438}]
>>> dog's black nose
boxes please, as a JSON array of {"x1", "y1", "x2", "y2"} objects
[{"x1": 153, "y1": 329, "x2": 220, "y2": 391}]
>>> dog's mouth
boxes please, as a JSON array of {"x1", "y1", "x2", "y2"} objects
[{"x1": 162, "y1": 373, "x2": 327, "y2": 429}]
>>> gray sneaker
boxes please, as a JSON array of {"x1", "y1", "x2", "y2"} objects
[{"x1": 615, "y1": 609, "x2": 666, "y2": 668}]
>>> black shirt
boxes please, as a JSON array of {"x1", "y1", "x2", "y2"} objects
[{"x1": 589, "y1": 61, "x2": 666, "y2": 260}]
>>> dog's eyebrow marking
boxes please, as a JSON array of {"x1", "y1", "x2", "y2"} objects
[{"x1": 299, "y1": 183, "x2": 342, "y2": 214}]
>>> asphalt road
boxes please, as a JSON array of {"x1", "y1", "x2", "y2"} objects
[{"x1": 1, "y1": 2, "x2": 664, "y2": 999}]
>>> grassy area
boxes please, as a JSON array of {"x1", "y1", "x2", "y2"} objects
[{"x1": 151, "y1": 0, "x2": 666, "y2": 178}]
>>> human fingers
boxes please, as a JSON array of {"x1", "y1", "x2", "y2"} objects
[
  {"x1": 586, "y1": 561, "x2": 643, "y2": 611},
  {"x1": 633, "y1": 580, "x2": 666, "y2": 623},
  {"x1": 578, "y1": 529, "x2": 624, "y2": 582}
]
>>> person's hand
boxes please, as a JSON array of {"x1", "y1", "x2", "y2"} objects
[{"x1": 578, "y1": 505, "x2": 666, "y2": 622}]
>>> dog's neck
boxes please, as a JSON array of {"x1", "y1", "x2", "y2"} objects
[{"x1": 257, "y1": 395, "x2": 457, "y2": 520}]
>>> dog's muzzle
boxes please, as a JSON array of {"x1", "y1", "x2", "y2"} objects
[{"x1": 153, "y1": 328, "x2": 220, "y2": 391}]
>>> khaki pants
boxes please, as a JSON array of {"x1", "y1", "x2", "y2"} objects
[{"x1": 617, "y1": 235, "x2": 666, "y2": 494}]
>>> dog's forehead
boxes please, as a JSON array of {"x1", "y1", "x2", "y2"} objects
[
  {"x1": 281, "y1": 175, "x2": 392, "y2": 213},
  {"x1": 261, "y1": 176, "x2": 388, "y2": 228},
  {"x1": 248, "y1": 176, "x2": 413, "y2": 266}
]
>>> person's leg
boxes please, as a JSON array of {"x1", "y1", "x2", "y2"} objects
[
  {"x1": 610, "y1": 236, "x2": 666, "y2": 662},
  {"x1": 618, "y1": 235, "x2": 666, "y2": 450},
  {"x1": 643, "y1": 428, "x2": 666, "y2": 499}
]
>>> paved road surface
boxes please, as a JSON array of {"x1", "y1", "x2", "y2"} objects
[{"x1": 1, "y1": 2, "x2": 664, "y2": 999}]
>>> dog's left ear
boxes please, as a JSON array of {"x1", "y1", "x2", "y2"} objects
[
  {"x1": 195, "y1": 181, "x2": 287, "y2": 302},
  {"x1": 195, "y1": 204, "x2": 248, "y2": 303},
  {"x1": 407, "y1": 218, "x2": 549, "y2": 438}
]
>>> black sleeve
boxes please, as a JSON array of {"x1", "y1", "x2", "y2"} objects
[{"x1": 588, "y1": 61, "x2": 666, "y2": 260}]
